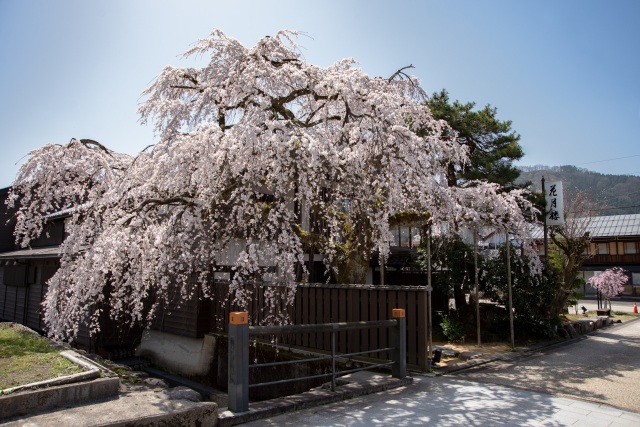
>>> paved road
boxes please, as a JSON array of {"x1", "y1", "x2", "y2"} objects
[
  {"x1": 243, "y1": 374, "x2": 640, "y2": 426},
  {"x1": 454, "y1": 319, "x2": 640, "y2": 413},
  {"x1": 244, "y1": 320, "x2": 640, "y2": 426}
]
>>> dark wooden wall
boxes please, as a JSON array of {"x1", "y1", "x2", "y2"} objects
[
  {"x1": 0, "y1": 263, "x2": 55, "y2": 334},
  {"x1": 0, "y1": 187, "x2": 17, "y2": 252},
  {"x1": 202, "y1": 282, "x2": 430, "y2": 370}
]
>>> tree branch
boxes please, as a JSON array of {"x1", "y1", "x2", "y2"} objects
[{"x1": 387, "y1": 65, "x2": 414, "y2": 82}]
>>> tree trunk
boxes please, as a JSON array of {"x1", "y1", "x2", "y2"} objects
[
  {"x1": 454, "y1": 284, "x2": 467, "y2": 309},
  {"x1": 336, "y1": 250, "x2": 369, "y2": 284}
]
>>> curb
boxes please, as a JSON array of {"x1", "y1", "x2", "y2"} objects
[
  {"x1": 0, "y1": 349, "x2": 120, "y2": 420},
  {"x1": 1, "y1": 331, "x2": 218, "y2": 426},
  {"x1": 95, "y1": 402, "x2": 218, "y2": 427},
  {"x1": 434, "y1": 316, "x2": 640, "y2": 375},
  {"x1": 0, "y1": 377, "x2": 121, "y2": 420},
  {"x1": 1, "y1": 383, "x2": 219, "y2": 427}
]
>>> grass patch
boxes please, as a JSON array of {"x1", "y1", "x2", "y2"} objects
[
  {"x1": 0, "y1": 323, "x2": 84, "y2": 391},
  {"x1": 562, "y1": 312, "x2": 639, "y2": 323}
]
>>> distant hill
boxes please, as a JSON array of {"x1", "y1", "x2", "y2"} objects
[{"x1": 516, "y1": 165, "x2": 640, "y2": 216}]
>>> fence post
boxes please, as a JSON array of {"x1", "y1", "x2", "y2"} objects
[
  {"x1": 391, "y1": 308, "x2": 406, "y2": 379},
  {"x1": 228, "y1": 311, "x2": 249, "y2": 413},
  {"x1": 331, "y1": 325, "x2": 338, "y2": 392}
]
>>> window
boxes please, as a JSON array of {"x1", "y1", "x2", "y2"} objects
[
  {"x1": 390, "y1": 226, "x2": 421, "y2": 248},
  {"x1": 400, "y1": 227, "x2": 410, "y2": 247},
  {"x1": 633, "y1": 273, "x2": 640, "y2": 288},
  {"x1": 624, "y1": 241, "x2": 637, "y2": 255},
  {"x1": 391, "y1": 227, "x2": 400, "y2": 246},
  {"x1": 213, "y1": 271, "x2": 230, "y2": 281},
  {"x1": 2, "y1": 264, "x2": 29, "y2": 287},
  {"x1": 582, "y1": 271, "x2": 597, "y2": 283},
  {"x1": 412, "y1": 230, "x2": 422, "y2": 247},
  {"x1": 596, "y1": 242, "x2": 609, "y2": 255}
]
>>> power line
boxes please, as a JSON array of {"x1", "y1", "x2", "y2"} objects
[
  {"x1": 576, "y1": 154, "x2": 640, "y2": 166},
  {"x1": 602, "y1": 190, "x2": 640, "y2": 199},
  {"x1": 569, "y1": 204, "x2": 640, "y2": 214}
]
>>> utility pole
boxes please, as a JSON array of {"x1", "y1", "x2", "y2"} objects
[
  {"x1": 426, "y1": 226, "x2": 433, "y2": 366},
  {"x1": 506, "y1": 228, "x2": 515, "y2": 349},
  {"x1": 474, "y1": 227, "x2": 481, "y2": 346},
  {"x1": 542, "y1": 176, "x2": 549, "y2": 270}
]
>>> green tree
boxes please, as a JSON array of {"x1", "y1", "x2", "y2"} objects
[
  {"x1": 417, "y1": 90, "x2": 527, "y2": 308},
  {"x1": 547, "y1": 192, "x2": 594, "y2": 317},
  {"x1": 426, "y1": 89, "x2": 524, "y2": 188},
  {"x1": 481, "y1": 243, "x2": 558, "y2": 338},
  {"x1": 416, "y1": 234, "x2": 474, "y2": 309}
]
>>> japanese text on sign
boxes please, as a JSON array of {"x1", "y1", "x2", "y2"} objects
[{"x1": 545, "y1": 181, "x2": 564, "y2": 225}]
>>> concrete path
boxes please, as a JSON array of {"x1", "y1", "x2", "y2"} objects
[
  {"x1": 454, "y1": 319, "x2": 640, "y2": 413},
  {"x1": 243, "y1": 374, "x2": 640, "y2": 426}
]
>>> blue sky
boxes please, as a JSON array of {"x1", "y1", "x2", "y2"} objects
[{"x1": 1, "y1": 0, "x2": 639, "y2": 188}]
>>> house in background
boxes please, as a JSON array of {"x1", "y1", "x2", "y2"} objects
[
  {"x1": 534, "y1": 213, "x2": 640, "y2": 297},
  {"x1": 0, "y1": 186, "x2": 435, "y2": 372},
  {"x1": 0, "y1": 186, "x2": 143, "y2": 356},
  {"x1": 0, "y1": 186, "x2": 61, "y2": 334},
  {"x1": 578, "y1": 214, "x2": 640, "y2": 296}
]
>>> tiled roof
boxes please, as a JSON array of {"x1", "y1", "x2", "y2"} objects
[
  {"x1": 0, "y1": 246, "x2": 61, "y2": 259},
  {"x1": 531, "y1": 213, "x2": 640, "y2": 239},
  {"x1": 45, "y1": 202, "x2": 91, "y2": 220},
  {"x1": 586, "y1": 214, "x2": 640, "y2": 237}
]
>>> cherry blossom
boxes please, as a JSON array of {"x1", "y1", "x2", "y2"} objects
[
  {"x1": 588, "y1": 267, "x2": 628, "y2": 306},
  {"x1": 9, "y1": 30, "x2": 539, "y2": 340}
]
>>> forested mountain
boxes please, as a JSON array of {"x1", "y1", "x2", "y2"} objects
[{"x1": 516, "y1": 165, "x2": 640, "y2": 216}]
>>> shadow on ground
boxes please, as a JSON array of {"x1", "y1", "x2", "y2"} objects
[{"x1": 452, "y1": 320, "x2": 640, "y2": 412}]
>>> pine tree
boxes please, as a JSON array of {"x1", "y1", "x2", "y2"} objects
[{"x1": 426, "y1": 89, "x2": 524, "y2": 188}]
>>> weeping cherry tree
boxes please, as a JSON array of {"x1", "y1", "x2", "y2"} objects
[{"x1": 9, "y1": 30, "x2": 532, "y2": 341}]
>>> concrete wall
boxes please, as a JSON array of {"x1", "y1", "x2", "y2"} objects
[{"x1": 136, "y1": 329, "x2": 216, "y2": 377}]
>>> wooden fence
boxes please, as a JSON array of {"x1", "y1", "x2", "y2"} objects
[
  {"x1": 2, "y1": 269, "x2": 431, "y2": 369},
  {"x1": 292, "y1": 284, "x2": 429, "y2": 370},
  {"x1": 166, "y1": 282, "x2": 431, "y2": 371}
]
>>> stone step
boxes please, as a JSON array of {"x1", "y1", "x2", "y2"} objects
[
  {"x1": 2, "y1": 383, "x2": 217, "y2": 427},
  {"x1": 143, "y1": 366, "x2": 228, "y2": 406}
]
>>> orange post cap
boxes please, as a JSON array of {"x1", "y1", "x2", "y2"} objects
[
  {"x1": 392, "y1": 308, "x2": 406, "y2": 318},
  {"x1": 230, "y1": 311, "x2": 249, "y2": 325}
]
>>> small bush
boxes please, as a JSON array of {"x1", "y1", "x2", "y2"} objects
[{"x1": 440, "y1": 316, "x2": 465, "y2": 343}]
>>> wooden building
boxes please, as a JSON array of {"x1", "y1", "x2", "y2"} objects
[
  {"x1": 0, "y1": 186, "x2": 432, "y2": 369},
  {"x1": 0, "y1": 187, "x2": 142, "y2": 356},
  {"x1": 534, "y1": 213, "x2": 640, "y2": 296},
  {"x1": 578, "y1": 214, "x2": 640, "y2": 296}
]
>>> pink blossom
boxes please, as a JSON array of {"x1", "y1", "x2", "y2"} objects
[
  {"x1": 9, "y1": 30, "x2": 541, "y2": 340},
  {"x1": 588, "y1": 267, "x2": 628, "y2": 300}
]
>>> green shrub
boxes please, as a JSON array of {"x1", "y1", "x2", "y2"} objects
[{"x1": 440, "y1": 316, "x2": 465, "y2": 342}]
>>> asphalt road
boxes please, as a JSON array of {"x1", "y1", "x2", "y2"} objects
[{"x1": 453, "y1": 319, "x2": 640, "y2": 413}]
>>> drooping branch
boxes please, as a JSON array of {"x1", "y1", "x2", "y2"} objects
[
  {"x1": 133, "y1": 196, "x2": 198, "y2": 213},
  {"x1": 387, "y1": 64, "x2": 415, "y2": 82},
  {"x1": 9, "y1": 29, "x2": 537, "y2": 342},
  {"x1": 78, "y1": 138, "x2": 113, "y2": 155}
]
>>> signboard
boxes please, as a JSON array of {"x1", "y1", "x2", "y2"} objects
[{"x1": 545, "y1": 180, "x2": 565, "y2": 225}]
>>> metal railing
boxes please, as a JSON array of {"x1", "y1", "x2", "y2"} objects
[{"x1": 227, "y1": 308, "x2": 407, "y2": 413}]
